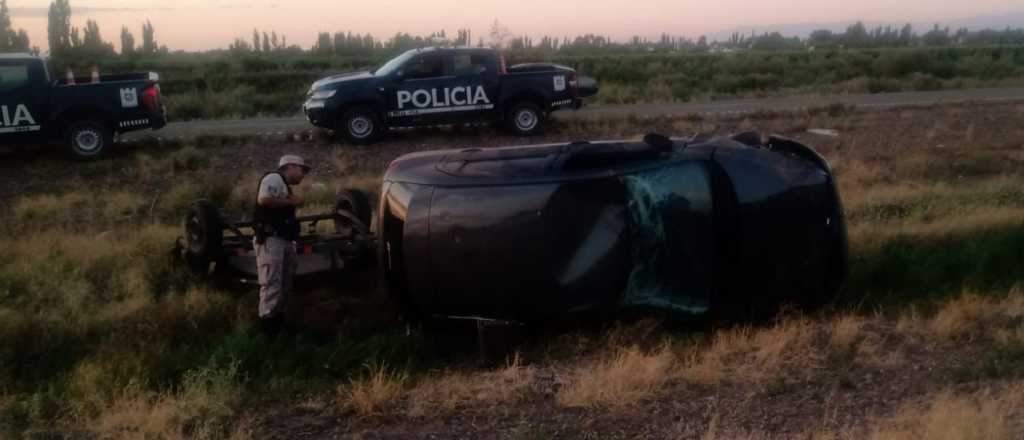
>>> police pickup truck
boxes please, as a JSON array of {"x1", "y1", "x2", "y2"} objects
[
  {"x1": 303, "y1": 47, "x2": 597, "y2": 143},
  {"x1": 0, "y1": 53, "x2": 166, "y2": 158}
]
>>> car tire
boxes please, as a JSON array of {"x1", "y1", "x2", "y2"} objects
[
  {"x1": 65, "y1": 119, "x2": 113, "y2": 159},
  {"x1": 184, "y1": 200, "x2": 223, "y2": 265},
  {"x1": 506, "y1": 101, "x2": 544, "y2": 136},
  {"x1": 334, "y1": 188, "x2": 373, "y2": 235},
  {"x1": 339, "y1": 107, "x2": 381, "y2": 144}
]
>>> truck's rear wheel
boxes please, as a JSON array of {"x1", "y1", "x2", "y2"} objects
[
  {"x1": 66, "y1": 120, "x2": 113, "y2": 159},
  {"x1": 506, "y1": 102, "x2": 544, "y2": 136},
  {"x1": 339, "y1": 107, "x2": 381, "y2": 144}
]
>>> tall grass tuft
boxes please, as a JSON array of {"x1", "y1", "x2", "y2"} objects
[
  {"x1": 343, "y1": 363, "x2": 408, "y2": 416},
  {"x1": 556, "y1": 344, "x2": 677, "y2": 408}
]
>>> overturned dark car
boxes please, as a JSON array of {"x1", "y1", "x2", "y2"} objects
[{"x1": 377, "y1": 133, "x2": 848, "y2": 322}]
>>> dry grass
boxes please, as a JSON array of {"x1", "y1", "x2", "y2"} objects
[
  {"x1": 406, "y1": 354, "x2": 535, "y2": 417},
  {"x1": 929, "y1": 288, "x2": 1024, "y2": 340},
  {"x1": 829, "y1": 315, "x2": 865, "y2": 353},
  {"x1": 704, "y1": 385, "x2": 1024, "y2": 440},
  {"x1": 92, "y1": 364, "x2": 242, "y2": 440},
  {"x1": 867, "y1": 384, "x2": 1024, "y2": 440},
  {"x1": 889, "y1": 287, "x2": 1024, "y2": 350},
  {"x1": 930, "y1": 293, "x2": 1002, "y2": 340},
  {"x1": 343, "y1": 363, "x2": 408, "y2": 416},
  {"x1": 681, "y1": 319, "x2": 821, "y2": 385},
  {"x1": 556, "y1": 344, "x2": 678, "y2": 408},
  {"x1": 992, "y1": 290, "x2": 1024, "y2": 345}
]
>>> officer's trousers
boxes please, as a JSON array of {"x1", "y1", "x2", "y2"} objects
[{"x1": 255, "y1": 237, "x2": 297, "y2": 319}]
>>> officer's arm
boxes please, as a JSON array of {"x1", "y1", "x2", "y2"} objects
[{"x1": 258, "y1": 195, "x2": 302, "y2": 208}]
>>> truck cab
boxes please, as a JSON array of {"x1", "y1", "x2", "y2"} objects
[{"x1": 0, "y1": 53, "x2": 166, "y2": 159}]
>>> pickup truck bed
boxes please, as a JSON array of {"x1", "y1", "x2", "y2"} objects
[{"x1": 0, "y1": 53, "x2": 167, "y2": 158}]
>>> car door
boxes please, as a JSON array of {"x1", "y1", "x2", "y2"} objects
[
  {"x1": 384, "y1": 51, "x2": 454, "y2": 126},
  {"x1": 0, "y1": 59, "x2": 46, "y2": 143},
  {"x1": 451, "y1": 51, "x2": 499, "y2": 122}
]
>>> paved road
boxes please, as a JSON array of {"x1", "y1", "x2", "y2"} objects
[{"x1": 123, "y1": 86, "x2": 1024, "y2": 141}]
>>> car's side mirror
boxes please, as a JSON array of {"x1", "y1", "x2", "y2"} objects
[{"x1": 475, "y1": 66, "x2": 488, "y2": 75}]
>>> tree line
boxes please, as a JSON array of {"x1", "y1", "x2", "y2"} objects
[
  {"x1": 2, "y1": 0, "x2": 1024, "y2": 62},
  {"x1": 0, "y1": 0, "x2": 31, "y2": 52},
  {"x1": 45, "y1": 0, "x2": 162, "y2": 59},
  {"x1": 501, "y1": 22, "x2": 1024, "y2": 54},
  {"x1": 303, "y1": 29, "x2": 476, "y2": 57}
]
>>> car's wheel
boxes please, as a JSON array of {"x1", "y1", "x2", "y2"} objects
[
  {"x1": 65, "y1": 119, "x2": 113, "y2": 159},
  {"x1": 506, "y1": 101, "x2": 544, "y2": 136},
  {"x1": 339, "y1": 107, "x2": 381, "y2": 144},
  {"x1": 334, "y1": 188, "x2": 373, "y2": 235},
  {"x1": 334, "y1": 188, "x2": 374, "y2": 272},
  {"x1": 184, "y1": 200, "x2": 223, "y2": 266}
]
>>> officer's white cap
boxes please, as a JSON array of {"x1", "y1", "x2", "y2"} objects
[{"x1": 278, "y1": 155, "x2": 310, "y2": 171}]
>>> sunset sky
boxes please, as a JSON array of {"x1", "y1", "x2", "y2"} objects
[{"x1": 7, "y1": 0, "x2": 1023, "y2": 52}]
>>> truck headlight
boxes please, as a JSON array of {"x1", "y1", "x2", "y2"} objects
[{"x1": 310, "y1": 89, "x2": 337, "y2": 100}]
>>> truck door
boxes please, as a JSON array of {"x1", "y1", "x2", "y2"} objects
[
  {"x1": 384, "y1": 51, "x2": 455, "y2": 126},
  {"x1": 451, "y1": 51, "x2": 499, "y2": 122},
  {"x1": 0, "y1": 59, "x2": 46, "y2": 142}
]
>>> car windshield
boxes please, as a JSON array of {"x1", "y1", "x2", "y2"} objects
[{"x1": 373, "y1": 50, "x2": 419, "y2": 77}]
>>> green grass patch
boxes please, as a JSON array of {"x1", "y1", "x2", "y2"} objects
[
  {"x1": 948, "y1": 345, "x2": 1024, "y2": 383},
  {"x1": 841, "y1": 221, "x2": 1024, "y2": 308},
  {"x1": 846, "y1": 185, "x2": 1024, "y2": 224}
]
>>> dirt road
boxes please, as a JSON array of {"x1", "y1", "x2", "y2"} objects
[{"x1": 123, "y1": 86, "x2": 1024, "y2": 140}]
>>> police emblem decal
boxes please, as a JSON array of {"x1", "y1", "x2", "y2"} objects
[
  {"x1": 120, "y1": 88, "x2": 139, "y2": 108},
  {"x1": 553, "y1": 76, "x2": 566, "y2": 92}
]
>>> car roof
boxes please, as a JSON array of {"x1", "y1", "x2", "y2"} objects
[
  {"x1": 385, "y1": 138, "x2": 715, "y2": 186},
  {"x1": 410, "y1": 46, "x2": 492, "y2": 54}
]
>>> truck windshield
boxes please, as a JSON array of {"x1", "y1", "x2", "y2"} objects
[{"x1": 374, "y1": 50, "x2": 418, "y2": 77}]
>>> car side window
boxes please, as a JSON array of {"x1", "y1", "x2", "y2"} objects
[
  {"x1": 404, "y1": 54, "x2": 447, "y2": 80},
  {"x1": 621, "y1": 161, "x2": 714, "y2": 310},
  {"x1": 0, "y1": 65, "x2": 30, "y2": 93},
  {"x1": 454, "y1": 53, "x2": 488, "y2": 76}
]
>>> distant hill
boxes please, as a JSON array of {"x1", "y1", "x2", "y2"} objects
[{"x1": 707, "y1": 11, "x2": 1024, "y2": 42}]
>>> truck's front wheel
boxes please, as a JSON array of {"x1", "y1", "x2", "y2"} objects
[
  {"x1": 66, "y1": 120, "x2": 113, "y2": 159},
  {"x1": 339, "y1": 107, "x2": 381, "y2": 144},
  {"x1": 506, "y1": 102, "x2": 544, "y2": 136}
]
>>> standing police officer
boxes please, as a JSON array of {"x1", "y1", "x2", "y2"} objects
[{"x1": 254, "y1": 155, "x2": 310, "y2": 335}]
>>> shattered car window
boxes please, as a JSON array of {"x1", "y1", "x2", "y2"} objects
[{"x1": 622, "y1": 161, "x2": 715, "y2": 314}]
